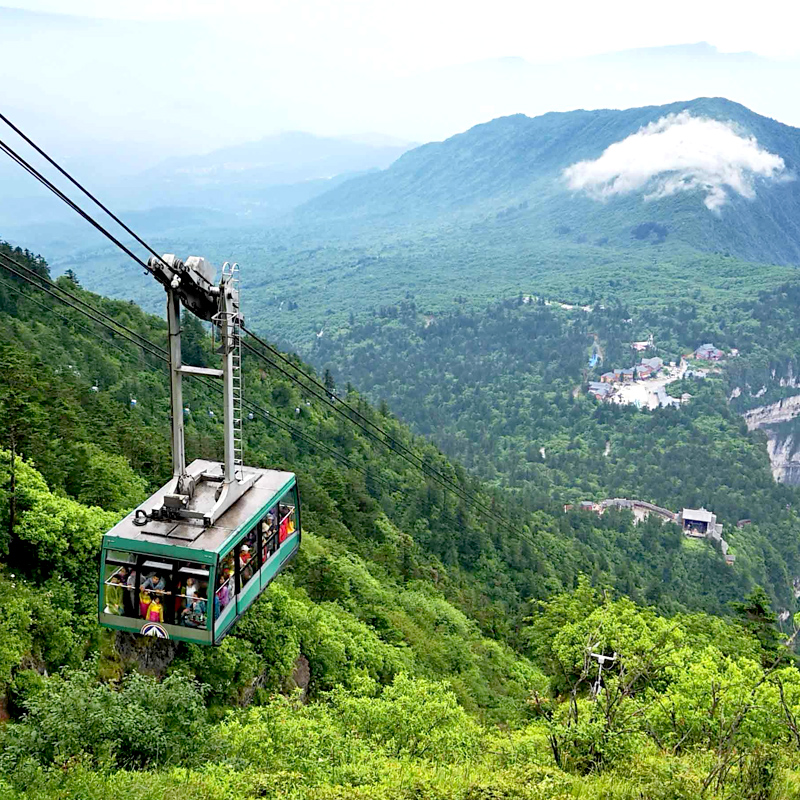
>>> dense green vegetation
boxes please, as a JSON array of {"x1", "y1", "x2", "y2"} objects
[
  {"x1": 6, "y1": 578, "x2": 800, "y2": 799},
  {"x1": 3, "y1": 240, "x2": 800, "y2": 798},
  {"x1": 56, "y1": 211, "x2": 799, "y2": 354},
  {"x1": 315, "y1": 289, "x2": 800, "y2": 610}
]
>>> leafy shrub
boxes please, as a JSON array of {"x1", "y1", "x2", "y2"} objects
[{"x1": 0, "y1": 662, "x2": 209, "y2": 776}]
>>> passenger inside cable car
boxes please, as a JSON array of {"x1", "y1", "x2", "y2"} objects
[
  {"x1": 211, "y1": 498, "x2": 297, "y2": 620},
  {"x1": 103, "y1": 552, "x2": 211, "y2": 629}
]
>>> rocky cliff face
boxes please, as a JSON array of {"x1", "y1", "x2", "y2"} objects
[
  {"x1": 744, "y1": 395, "x2": 800, "y2": 484},
  {"x1": 764, "y1": 433, "x2": 800, "y2": 484}
]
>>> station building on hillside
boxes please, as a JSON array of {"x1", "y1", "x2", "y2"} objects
[{"x1": 679, "y1": 507, "x2": 718, "y2": 537}]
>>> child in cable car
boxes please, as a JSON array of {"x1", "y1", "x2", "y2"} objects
[
  {"x1": 139, "y1": 589, "x2": 152, "y2": 618},
  {"x1": 146, "y1": 594, "x2": 164, "y2": 623}
]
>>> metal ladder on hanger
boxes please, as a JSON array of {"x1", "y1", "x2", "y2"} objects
[{"x1": 223, "y1": 261, "x2": 245, "y2": 481}]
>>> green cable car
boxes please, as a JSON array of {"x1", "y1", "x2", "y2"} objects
[
  {"x1": 99, "y1": 460, "x2": 300, "y2": 645},
  {"x1": 98, "y1": 255, "x2": 301, "y2": 645}
]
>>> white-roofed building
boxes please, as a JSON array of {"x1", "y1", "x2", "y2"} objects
[{"x1": 679, "y1": 507, "x2": 717, "y2": 537}]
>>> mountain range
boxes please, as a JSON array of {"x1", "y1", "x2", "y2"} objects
[
  {"x1": 11, "y1": 97, "x2": 800, "y2": 352},
  {"x1": 124, "y1": 131, "x2": 414, "y2": 214},
  {"x1": 293, "y1": 97, "x2": 800, "y2": 266}
]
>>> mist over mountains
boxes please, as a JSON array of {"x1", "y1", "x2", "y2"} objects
[
  {"x1": 293, "y1": 97, "x2": 800, "y2": 267},
  {"x1": 3, "y1": 3, "x2": 800, "y2": 185},
  {"x1": 0, "y1": 130, "x2": 414, "y2": 241},
  {"x1": 125, "y1": 132, "x2": 414, "y2": 215},
  {"x1": 27, "y1": 96, "x2": 800, "y2": 358}
]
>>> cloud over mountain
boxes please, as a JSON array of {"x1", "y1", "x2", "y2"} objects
[{"x1": 563, "y1": 112, "x2": 787, "y2": 210}]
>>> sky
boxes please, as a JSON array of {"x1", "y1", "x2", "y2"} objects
[{"x1": 5, "y1": 0, "x2": 800, "y2": 64}]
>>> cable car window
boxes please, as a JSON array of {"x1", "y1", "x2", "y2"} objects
[
  {"x1": 174, "y1": 562, "x2": 210, "y2": 629},
  {"x1": 278, "y1": 499, "x2": 297, "y2": 543},
  {"x1": 140, "y1": 559, "x2": 172, "y2": 625},
  {"x1": 215, "y1": 547, "x2": 235, "y2": 617},
  {"x1": 103, "y1": 550, "x2": 137, "y2": 618},
  {"x1": 238, "y1": 526, "x2": 259, "y2": 591},
  {"x1": 260, "y1": 505, "x2": 279, "y2": 564},
  {"x1": 106, "y1": 549, "x2": 137, "y2": 566}
]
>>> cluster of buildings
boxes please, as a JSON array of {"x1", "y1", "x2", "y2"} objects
[
  {"x1": 599, "y1": 357, "x2": 665, "y2": 385},
  {"x1": 586, "y1": 342, "x2": 737, "y2": 407},
  {"x1": 693, "y1": 343, "x2": 724, "y2": 361},
  {"x1": 587, "y1": 357, "x2": 669, "y2": 403}
]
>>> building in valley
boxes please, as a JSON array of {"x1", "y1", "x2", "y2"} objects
[{"x1": 694, "y1": 343, "x2": 724, "y2": 361}]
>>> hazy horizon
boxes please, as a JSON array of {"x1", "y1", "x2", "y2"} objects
[
  {"x1": 3, "y1": 2, "x2": 800, "y2": 164},
  {"x1": 3, "y1": 0, "x2": 800, "y2": 233}
]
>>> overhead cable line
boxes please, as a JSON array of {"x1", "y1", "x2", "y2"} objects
[
  {"x1": 0, "y1": 250, "x2": 165, "y2": 357},
  {"x1": 0, "y1": 114, "x2": 490, "y2": 513},
  {"x1": 0, "y1": 254, "x2": 387, "y2": 483},
  {"x1": 0, "y1": 126, "x2": 495, "y2": 519},
  {"x1": 0, "y1": 259, "x2": 387, "y2": 485},
  {"x1": 241, "y1": 337, "x2": 480, "y2": 508},
  {"x1": 241, "y1": 328, "x2": 514, "y2": 525},
  {"x1": 0, "y1": 118, "x2": 510, "y2": 529},
  {"x1": 0, "y1": 273, "x2": 159, "y2": 365},
  {"x1": 0, "y1": 111, "x2": 165, "y2": 270},
  {"x1": 0, "y1": 136, "x2": 153, "y2": 274},
  {"x1": 0, "y1": 255, "x2": 167, "y2": 363},
  {"x1": 243, "y1": 323, "x2": 469, "y2": 478}
]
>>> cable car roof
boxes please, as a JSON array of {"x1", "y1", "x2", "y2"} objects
[{"x1": 103, "y1": 459, "x2": 295, "y2": 561}]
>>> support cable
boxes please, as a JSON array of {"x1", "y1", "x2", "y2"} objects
[
  {"x1": 0, "y1": 256, "x2": 167, "y2": 362},
  {"x1": 0, "y1": 274, "x2": 159, "y2": 365},
  {"x1": 0, "y1": 250, "x2": 165, "y2": 356},
  {"x1": 0, "y1": 137, "x2": 153, "y2": 273},
  {"x1": 0, "y1": 259, "x2": 389, "y2": 486},
  {"x1": 241, "y1": 335, "x2": 509, "y2": 522},
  {"x1": 0, "y1": 112, "x2": 165, "y2": 269},
  {"x1": 0, "y1": 125, "x2": 510, "y2": 529},
  {"x1": 240, "y1": 324, "x2": 501, "y2": 512}
]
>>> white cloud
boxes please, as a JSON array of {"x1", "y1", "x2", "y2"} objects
[{"x1": 563, "y1": 112, "x2": 787, "y2": 211}]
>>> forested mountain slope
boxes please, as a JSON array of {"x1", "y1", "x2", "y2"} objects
[
  {"x1": 45, "y1": 98, "x2": 800, "y2": 353},
  {"x1": 295, "y1": 98, "x2": 800, "y2": 265},
  {"x1": 315, "y1": 290, "x2": 800, "y2": 608},
  {"x1": 2, "y1": 242, "x2": 800, "y2": 797}
]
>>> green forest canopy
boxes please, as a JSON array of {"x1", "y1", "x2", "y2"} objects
[{"x1": 1, "y1": 242, "x2": 800, "y2": 798}]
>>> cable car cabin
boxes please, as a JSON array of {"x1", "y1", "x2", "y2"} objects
[{"x1": 98, "y1": 459, "x2": 300, "y2": 645}]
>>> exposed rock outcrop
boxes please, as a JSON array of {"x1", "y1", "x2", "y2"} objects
[
  {"x1": 744, "y1": 395, "x2": 800, "y2": 430},
  {"x1": 284, "y1": 654, "x2": 311, "y2": 703},
  {"x1": 765, "y1": 433, "x2": 800, "y2": 484},
  {"x1": 115, "y1": 632, "x2": 179, "y2": 676},
  {"x1": 743, "y1": 395, "x2": 800, "y2": 485}
]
